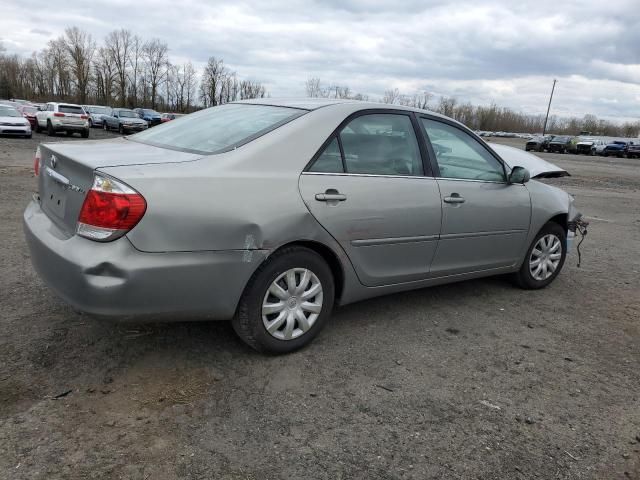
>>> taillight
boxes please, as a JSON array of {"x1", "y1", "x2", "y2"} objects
[
  {"x1": 76, "y1": 174, "x2": 146, "y2": 242},
  {"x1": 81, "y1": 115, "x2": 88, "y2": 119},
  {"x1": 33, "y1": 146, "x2": 41, "y2": 176},
  {"x1": 53, "y1": 112, "x2": 65, "y2": 117}
]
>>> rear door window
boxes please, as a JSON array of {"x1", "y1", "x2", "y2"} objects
[{"x1": 340, "y1": 114, "x2": 423, "y2": 176}]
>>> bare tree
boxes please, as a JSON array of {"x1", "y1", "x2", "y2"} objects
[
  {"x1": 105, "y1": 29, "x2": 133, "y2": 106},
  {"x1": 62, "y1": 27, "x2": 95, "y2": 103},
  {"x1": 143, "y1": 39, "x2": 168, "y2": 109},
  {"x1": 382, "y1": 88, "x2": 400, "y2": 104},
  {"x1": 199, "y1": 57, "x2": 226, "y2": 107},
  {"x1": 305, "y1": 77, "x2": 322, "y2": 97}
]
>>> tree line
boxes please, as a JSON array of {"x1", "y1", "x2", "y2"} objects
[
  {"x1": 0, "y1": 27, "x2": 267, "y2": 112},
  {"x1": 306, "y1": 78, "x2": 640, "y2": 138}
]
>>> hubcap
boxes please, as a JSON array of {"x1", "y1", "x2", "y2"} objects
[
  {"x1": 262, "y1": 268, "x2": 323, "y2": 341},
  {"x1": 529, "y1": 234, "x2": 562, "y2": 281}
]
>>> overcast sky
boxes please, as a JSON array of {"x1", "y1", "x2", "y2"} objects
[{"x1": 2, "y1": 0, "x2": 639, "y2": 121}]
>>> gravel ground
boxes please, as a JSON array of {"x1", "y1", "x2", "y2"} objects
[{"x1": 1, "y1": 130, "x2": 639, "y2": 479}]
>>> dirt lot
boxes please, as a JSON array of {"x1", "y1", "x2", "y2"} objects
[{"x1": 1, "y1": 130, "x2": 639, "y2": 479}]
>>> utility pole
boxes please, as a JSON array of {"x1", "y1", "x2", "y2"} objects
[{"x1": 542, "y1": 79, "x2": 557, "y2": 136}]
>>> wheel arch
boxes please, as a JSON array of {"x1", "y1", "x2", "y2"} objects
[
  {"x1": 546, "y1": 212, "x2": 568, "y2": 233},
  {"x1": 267, "y1": 240, "x2": 345, "y2": 303}
]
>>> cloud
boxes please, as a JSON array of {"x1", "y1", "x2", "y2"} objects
[{"x1": 2, "y1": 0, "x2": 639, "y2": 120}]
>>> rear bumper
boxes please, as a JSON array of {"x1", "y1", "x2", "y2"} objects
[{"x1": 23, "y1": 198, "x2": 267, "y2": 319}]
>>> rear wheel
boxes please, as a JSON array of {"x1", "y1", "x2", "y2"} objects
[
  {"x1": 35, "y1": 121, "x2": 42, "y2": 133},
  {"x1": 514, "y1": 222, "x2": 566, "y2": 289},
  {"x1": 118, "y1": 124, "x2": 124, "y2": 135},
  {"x1": 46, "y1": 121, "x2": 55, "y2": 136},
  {"x1": 81, "y1": 129, "x2": 89, "y2": 138},
  {"x1": 232, "y1": 246, "x2": 335, "y2": 354}
]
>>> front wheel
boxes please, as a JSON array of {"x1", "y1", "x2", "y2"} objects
[
  {"x1": 232, "y1": 246, "x2": 335, "y2": 354},
  {"x1": 514, "y1": 222, "x2": 567, "y2": 289}
]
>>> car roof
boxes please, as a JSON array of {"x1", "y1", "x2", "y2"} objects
[{"x1": 233, "y1": 97, "x2": 454, "y2": 121}]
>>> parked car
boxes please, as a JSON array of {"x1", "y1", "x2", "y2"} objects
[
  {"x1": 35, "y1": 102, "x2": 89, "y2": 137},
  {"x1": 626, "y1": 142, "x2": 640, "y2": 159},
  {"x1": 24, "y1": 99, "x2": 586, "y2": 354},
  {"x1": 134, "y1": 108, "x2": 162, "y2": 127},
  {"x1": 83, "y1": 105, "x2": 111, "y2": 128},
  {"x1": 599, "y1": 141, "x2": 628, "y2": 157},
  {"x1": 18, "y1": 104, "x2": 39, "y2": 130},
  {"x1": 547, "y1": 136, "x2": 577, "y2": 154},
  {"x1": 161, "y1": 112, "x2": 185, "y2": 122},
  {"x1": 103, "y1": 108, "x2": 149, "y2": 133},
  {"x1": 0, "y1": 105, "x2": 32, "y2": 138},
  {"x1": 591, "y1": 140, "x2": 608, "y2": 156},
  {"x1": 0, "y1": 100, "x2": 21, "y2": 108},
  {"x1": 525, "y1": 135, "x2": 552, "y2": 152}
]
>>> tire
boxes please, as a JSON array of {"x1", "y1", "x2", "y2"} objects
[
  {"x1": 46, "y1": 121, "x2": 55, "y2": 136},
  {"x1": 81, "y1": 129, "x2": 89, "y2": 138},
  {"x1": 513, "y1": 222, "x2": 567, "y2": 290},
  {"x1": 118, "y1": 124, "x2": 124, "y2": 135},
  {"x1": 65, "y1": 130, "x2": 73, "y2": 136},
  {"x1": 88, "y1": 119, "x2": 93, "y2": 128},
  {"x1": 35, "y1": 122, "x2": 42, "y2": 133},
  {"x1": 26, "y1": 133, "x2": 32, "y2": 139},
  {"x1": 103, "y1": 122, "x2": 108, "y2": 131},
  {"x1": 232, "y1": 246, "x2": 335, "y2": 354}
]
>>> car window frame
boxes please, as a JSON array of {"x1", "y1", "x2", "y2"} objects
[
  {"x1": 304, "y1": 109, "x2": 433, "y2": 177},
  {"x1": 417, "y1": 114, "x2": 509, "y2": 183}
]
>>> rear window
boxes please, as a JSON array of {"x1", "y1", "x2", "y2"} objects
[
  {"x1": 59, "y1": 105, "x2": 85, "y2": 114},
  {"x1": 88, "y1": 106, "x2": 109, "y2": 114},
  {"x1": 130, "y1": 103, "x2": 305, "y2": 154}
]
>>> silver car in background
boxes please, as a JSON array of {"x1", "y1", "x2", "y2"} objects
[
  {"x1": 83, "y1": 105, "x2": 111, "y2": 128},
  {"x1": 24, "y1": 99, "x2": 585, "y2": 353}
]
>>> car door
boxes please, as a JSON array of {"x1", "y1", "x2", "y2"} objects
[
  {"x1": 419, "y1": 117, "x2": 531, "y2": 275},
  {"x1": 299, "y1": 111, "x2": 442, "y2": 287}
]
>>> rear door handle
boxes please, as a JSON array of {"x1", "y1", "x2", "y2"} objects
[
  {"x1": 315, "y1": 193, "x2": 347, "y2": 202},
  {"x1": 443, "y1": 193, "x2": 465, "y2": 204}
]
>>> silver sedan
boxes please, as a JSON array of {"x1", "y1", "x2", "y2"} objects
[{"x1": 24, "y1": 99, "x2": 585, "y2": 353}]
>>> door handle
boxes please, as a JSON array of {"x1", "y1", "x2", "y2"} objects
[
  {"x1": 315, "y1": 193, "x2": 347, "y2": 202},
  {"x1": 316, "y1": 188, "x2": 347, "y2": 202},
  {"x1": 443, "y1": 193, "x2": 465, "y2": 204}
]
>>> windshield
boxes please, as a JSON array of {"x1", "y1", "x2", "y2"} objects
[
  {"x1": 0, "y1": 107, "x2": 20, "y2": 117},
  {"x1": 130, "y1": 103, "x2": 305, "y2": 154},
  {"x1": 88, "y1": 106, "x2": 109, "y2": 114},
  {"x1": 118, "y1": 110, "x2": 138, "y2": 118},
  {"x1": 142, "y1": 109, "x2": 160, "y2": 116},
  {"x1": 553, "y1": 136, "x2": 569, "y2": 142}
]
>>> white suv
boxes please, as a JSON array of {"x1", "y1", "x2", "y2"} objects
[{"x1": 35, "y1": 102, "x2": 90, "y2": 138}]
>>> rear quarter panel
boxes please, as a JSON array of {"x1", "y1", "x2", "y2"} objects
[{"x1": 100, "y1": 103, "x2": 363, "y2": 254}]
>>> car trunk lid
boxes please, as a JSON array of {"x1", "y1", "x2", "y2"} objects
[{"x1": 37, "y1": 138, "x2": 202, "y2": 235}]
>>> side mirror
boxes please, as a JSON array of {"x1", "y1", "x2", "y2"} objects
[{"x1": 509, "y1": 166, "x2": 530, "y2": 184}]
